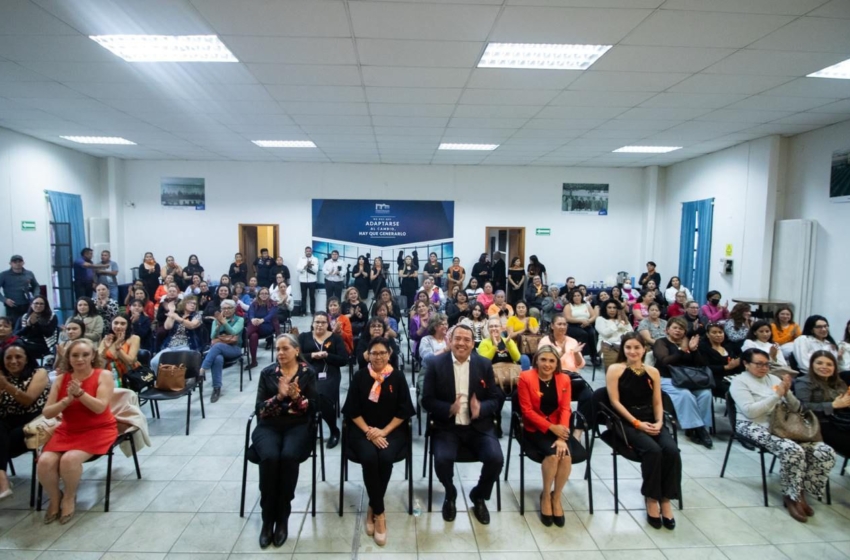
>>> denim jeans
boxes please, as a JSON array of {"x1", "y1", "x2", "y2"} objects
[
  {"x1": 150, "y1": 345, "x2": 191, "y2": 374},
  {"x1": 202, "y1": 342, "x2": 243, "y2": 388}
]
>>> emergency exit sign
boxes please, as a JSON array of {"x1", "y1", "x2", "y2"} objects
[
  {"x1": 21, "y1": 221, "x2": 35, "y2": 231},
  {"x1": 535, "y1": 228, "x2": 550, "y2": 236}
]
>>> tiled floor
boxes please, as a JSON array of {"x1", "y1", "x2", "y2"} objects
[{"x1": 3, "y1": 315, "x2": 850, "y2": 560}]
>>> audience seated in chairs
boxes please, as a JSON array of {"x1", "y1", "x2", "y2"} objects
[
  {"x1": 38, "y1": 339, "x2": 118, "y2": 525},
  {"x1": 564, "y1": 289, "x2": 600, "y2": 366},
  {"x1": 516, "y1": 345, "x2": 572, "y2": 527},
  {"x1": 150, "y1": 296, "x2": 203, "y2": 373},
  {"x1": 742, "y1": 320, "x2": 788, "y2": 370},
  {"x1": 652, "y1": 317, "x2": 713, "y2": 449},
  {"x1": 445, "y1": 289, "x2": 471, "y2": 327},
  {"x1": 355, "y1": 318, "x2": 401, "y2": 373},
  {"x1": 93, "y1": 283, "x2": 120, "y2": 332},
  {"x1": 541, "y1": 286, "x2": 564, "y2": 332},
  {"x1": 772, "y1": 305, "x2": 801, "y2": 359},
  {"x1": 487, "y1": 290, "x2": 514, "y2": 320},
  {"x1": 126, "y1": 300, "x2": 153, "y2": 353},
  {"x1": 252, "y1": 334, "x2": 318, "y2": 548},
  {"x1": 370, "y1": 288, "x2": 401, "y2": 322},
  {"x1": 298, "y1": 312, "x2": 348, "y2": 449},
  {"x1": 67, "y1": 297, "x2": 104, "y2": 345},
  {"x1": 327, "y1": 297, "x2": 353, "y2": 355},
  {"x1": 246, "y1": 288, "x2": 277, "y2": 369},
  {"x1": 631, "y1": 290, "x2": 656, "y2": 328},
  {"x1": 683, "y1": 300, "x2": 706, "y2": 338},
  {"x1": 342, "y1": 287, "x2": 369, "y2": 340},
  {"x1": 409, "y1": 300, "x2": 432, "y2": 355},
  {"x1": 98, "y1": 315, "x2": 141, "y2": 384},
  {"x1": 730, "y1": 348, "x2": 836, "y2": 523},
  {"x1": 478, "y1": 317, "x2": 530, "y2": 371},
  {"x1": 342, "y1": 337, "x2": 414, "y2": 547},
  {"x1": 724, "y1": 303, "x2": 753, "y2": 353},
  {"x1": 699, "y1": 291, "x2": 729, "y2": 325},
  {"x1": 664, "y1": 276, "x2": 692, "y2": 304},
  {"x1": 666, "y1": 290, "x2": 688, "y2": 318},
  {"x1": 477, "y1": 281, "x2": 496, "y2": 310},
  {"x1": 419, "y1": 313, "x2": 450, "y2": 370},
  {"x1": 524, "y1": 276, "x2": 546, "y2": 318},
  {"x1": 637, "y1": 302, "x2": 667, "y2": 347},
  {"x1": 418, "y1": 277, "x2": 445, "y2": 311},
  {"x1": 201, "y1": 299, "x2": 245, "y2": 403},
  {"x1": 54, "y1": 319, "x2": 85, "y2": 374},
  {"x1": 0, "y1": 343, "x2": 50, "y2": 501},
  {"x1": 465, "y1": 277, "x2": 483, "y2": 303},
  {"x1": 595, "y1": 299, "x2": 633, "y2": 372},
  {"x1": 460, "y1": 302, "x2": 488, "y2": 348},
  {"x1": 14, "y1": 295, "x2": 58, "y2": 360},
  {"x1": 796, "y1": 350, "x2": 850, "y2": 467},
  {"x1": 373, "y1": 302, "x2": 399, "y2": 339},
  {"x1": 606, "y1": 332, "x2": 681, "y2": 530},
  {"x1": 0, "y1": 317, "x2": 20, "y2": 355},
  {"x1": 421, "y1": 324, "x2": 504, "y2": 525},
  {"x1": 699, "y1": 322, "x2": 742, "y2": 395},
  {"x1": 506, "y1": 301, "x2": 540, "y2": 341},
  {"x1": 793, "y1": 315, "x2": 838, "y2": 374}
]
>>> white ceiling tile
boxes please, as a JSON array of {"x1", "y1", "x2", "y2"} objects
[
  {"x1": 562, "y1": 138, "x2": 625, "y2": 150},
  {"x1": 266, "y1": 85, "x2": 365, "y2": 103},
  {"x1": 441, "y1": 128, "x2": 514, "y2": 140},
  {"x1": 727, "y1": 96, "x2": 835, "y2": 112},
  {"x1": 448, "y1": 117, "x2": 529, "y2": 128},
  {"x1": 598, "y1": 119, "x2": 681, "y2": 131},
  {"x1": 0, "y1": 62, "x2": 54, "y2": 82},
  {"x1": 535, "y1": 106, "x2": 629, "y2": 119},
  {"x1": 356, "y1": 39, "x2": 484, "y2": 68},
  {"x1": 659, "y1": 0, "x2": 826, "y2": 15},
  {"x1": 369, "y1": 104, "x2": 456, "y2": 117},
  {"x1": 695, "y1": 109, "x2": 795, "y2": 123},
  {"x1": 762, "y1": 78, "x2": 850, "y2": 99},
  {"x1": 206, "y1": 113, "x2": 297, "y2": 126},
  {"x1": 579, "y1": 129, "x2": 647, "y2": 140},
  {"x1": 247, "y1": 64, "x2": 361, "y2": 86},
  {"x1": 550, "y1": 90, "x2": 655, "y2": 106},
  {"x1": 459, "y1": 89, "x2": 559, "y2": 105},
  {"x1": 0, "y1": 35, "x2": 118, "y2": 62},
  {"x1": 568, "y1": 71, "x2": 690, "y2": 92},
  {"x1": 809, "y1": 0, "x2": 850, "y2": 18},
  {"x1": 808, "y1": 99, "x2": 850, "y2": 114},
  {"x1": 292, "y1": 115, "x2": 373, "y2": 127},
  {"x1": 701, "y1": 50, "x2": 850, "y2": 77},
  {"x1": 0, "y1": 82, "x2": 84, "y2": 99},
  {"x1": 590, "y1": 45, "x2": 736, "y2": 73},
  {"x1": 374, "y1": 127, "x2": 444, "y2": 138},
  {"x1": 375, "y1": 134, "x2": 442, "y2": 144},
  {"x1": 0, "y1": 0, "x2": 79, "y2": 34},
  {"x1": 190, "y1": 0, "x2": 350, "y2": 36},
  {"x1": 222, "y1": 37, "x2": 357, "y2": 65},
  {"x1": 15, "y1": 98, "x2": 115, "y2": 112},
  {"x1": 524, "y1": 118, "x2": 607, "y2": 129},
  {"x1": 512, "y1": 128, "x2": 583, "y2": 139},
  {"x1": 451, "y1": 104, "x2": 542, "y2": 118},
  {"x1": 361, "y1": 67, "x2": 471, "y2": 88},
  {"x1": 743, "y1": 123, "x2": 824, "y2": 135},
  {"x1": 35, "y1": 0, "x2": 211, "y2": 34},
  {"x1": 466, "y1": 69, "x2": 581, "y2": 90},
  {"x1": 639, "y1": 92, "x2": 747, "y2": 109},
  {"x1": 279, "y1": 102, "x2": 369, "y2": 116},
  {"x1": 751, "y1": 17, "x2": 850, "y2": 53},
  {"x1": 490, "y1": 7, "x2": 652, "y2": 43},
  {"x1": 191, "y1": 100, "x2": 286, "y2": 114},
  {"x1": 668, "y1": 73, "x2": 794, "y2": 95},
  {"x1": 349, "y1": 2, "x2": 500, "y2": 41},
  {"x1": 300, "y1": 125, "x2": 373, "y2": 135},
  {"x1": 149, "y1": 63, "x2": 260, "y2": 85},
  {"x1": 366, "y1": 87, "x2": 462, "y2": 104},
  {"x1": 372, "y1": 116, "x2": 449, "y2": 128},
  {"x1": 226, "y1": 124, "x2": 304, "y2": 135},
  {"x1": 617, "y1": 106, "x2": 711, "y2": 120},
  {"x1": 622, "y1": 11, "x2": 793, "y2": 48},
  {"x1": 767, "y1": 113, "x2": 850, "y2": 126},
  {"x1": 17, "y1": 61, "x2": 146, "y2": 84},
  {"x1": 507, "y1": 0, "x2": 663, "y2": 7}
]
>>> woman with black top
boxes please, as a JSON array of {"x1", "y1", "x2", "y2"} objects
[
  {"x1": 527, "y1": 255, "x2": 548, "y2": 286},
  {"x1": 229, "y1": 253, "x2": 248, "y2": 285},
  {"x1": 607, "y1": 332, "x2": 680, "y2": 530},
  {"x1": 423, "y1": 252, "x2": 444, "y2": 289},
  {"x1": 370, "y1": 288, "x2": 400, "y2": 321},
  {"x1": 653, "y1": 317, "x2": 713, "y2": 449},
  {"x1": 370, "y1": 257, "x2": 387, "y2": 299},
  {"x1": 183, "y1": 254, "x2": 204, "y2": 285},
  {"x1": 517, "y1": 345, "x2": 572, "y2": 527},
  {"x1": 353, "y1": 256, "x2": 371, "y2": 301},
  {"x1": 471, "y1": 253, "x2": 491, "y2": 285},
  {"x1": 355, "y1": 319, "x2": 400, "y2": 372},
  {"x1": 298, "y1": 312, "x2": 348, "y2": 449},
  {"x1": 398, "y1": 255, "x2": 418, "y2": 309},
  {"x1": 253, "y1": 334, "x2": 317, "y2": 549},
  {"x1": 699, "y1": 323, "x2": 742, "y2": 396},
  {"x1": 343, "y1": 337, "x2": 413, "y2": 547},
  {"x1": 15, "y1": 295, "x2": 58, "y2": 360},
  {"x1": 682, "y1": 300, "x2": 706, "y2": 338},
  {"x1": 507, "y1": 257, "x2": 526, "y2": 307},
  {"x1": 342, "y1": 287, "x2": 369, "y2": 339},
  {"x1": 445, "y1": 289, "x2": 471, "y2": 326},
  {"x1": 138, "y1": 253, "x2": 161, "y2": 301}
]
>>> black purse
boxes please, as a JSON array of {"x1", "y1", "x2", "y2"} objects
[
  {"x1": 123, "y1": 364, "x2": 156, "y2": 393},
  {"x1": 669, "y1": 365, "x2": 715, "y2": 391},
  {"x1": 830, "y1": 409, "x2": 850, "y2": 431}
]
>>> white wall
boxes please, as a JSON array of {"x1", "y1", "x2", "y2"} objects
[
  {"x1": 116, "y1": 161, "x2": 646, "y2": 296},
  {"x1": 0, "y1": 127, "x2": 103, "y2": 296},
  {"x1": 784, "y1": 119, "x2": 850, "y2": 333}
]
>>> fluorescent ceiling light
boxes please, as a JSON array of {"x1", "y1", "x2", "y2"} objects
[
  {"x1": 478, "y1": 43, "x2": 611, "y2": 70},
  {"x1": 252, "y1": 140, "x2": 317, "y2": 148},
  {"x1": 90, "y1": 35, "x2": 238, "y2": 62},
  {"x1": 60, "y1": 136, "x2": 136, "y2": 145},
  {"x1": 614, "y1": 146, "x2": 681, "y2": 154},
  {"x1": 807, "y1": 58, "x2": 850, "y2": 79},
  {"x1": 438, "y1": 143, "x2": 499, "y2": 151}
]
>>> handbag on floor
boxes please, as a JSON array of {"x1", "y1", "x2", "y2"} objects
[
  {"x1": 155, "y1": 363, "x2": 187, "y2": 391},
  {"x1": 669, "y1": 365, "x2": 715, "y2": 391},
  {"x1": 770, "y1": 401, "x2": 821, "y2": 442}
]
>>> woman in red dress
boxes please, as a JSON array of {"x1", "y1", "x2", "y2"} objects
[{"x1": 38, "y1": 339, "x2": 117, "y2": 524}]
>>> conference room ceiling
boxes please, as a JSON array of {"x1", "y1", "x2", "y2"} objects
[{"x1": 1, "y1": 0, "x2": 849, "y2": 167}]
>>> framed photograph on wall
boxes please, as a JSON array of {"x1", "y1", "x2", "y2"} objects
[
  {"x1": 830, "y1": 149, "x2": 850, "y2": 203},
  {"x1": 161, "y1": 177, "x2": 205, "y2": 210},
  {"x1": 562, "y1": 183, "x2": 609, "y2": 215}
]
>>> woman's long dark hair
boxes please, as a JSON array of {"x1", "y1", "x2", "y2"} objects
[
  {"x1": 0, "y1": 342, "x2": 38, "y2": 379},
  {"x1": 29, "y1": 295, "x2": 52, "y2": 317},
  {"x1": 615, "y1": 332, "x2": 646, "y2": 363},
  {"x1": 666, "y1": 276, "x2": 680, "y2": 290},
  {"x1": 76, "y1": 296, "x2": 98, "y2": 318},
  {"x1": 772, "y1": 305, "x2": 794, "y2": 328},
  {"x1": 807, "y1": 350, "x2": 846, "y2": 394},
  {"x1": 746, "y1": 320, "x2": 773, "y2": 342},
  {"x1": 802, "y1": 315, "x2": 837, "y2": 346}
]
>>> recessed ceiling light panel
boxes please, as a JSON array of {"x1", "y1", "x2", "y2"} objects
[
  {"x1": 252, "y1": 140, "x2": 317, "y2": 148},
  {"x1": 478, "y1": 43, "x2": 612, "y2": 70},
  {"x1": 613, "y1": 146, "x2": 682, "y2": 154},
  {"x1": 90, "y1": 35, "x2": 238, "y2": 62},
  {"x1": 808, "y1": 58, "x2": 850, "y2": 80},
  {"x1": 438, "y1": 143, "x2": 499, "y2": 151},
  {"x1": 60, "y1": 136, "x2": 136, "y2": 145}
]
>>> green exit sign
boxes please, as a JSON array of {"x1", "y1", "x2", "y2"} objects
[
  {"x1": 21, "y1": 221, "x2": 36, "y2": 231},
  {"x1": 535, "y1": 228, "x2": 551, "y2": 236}
]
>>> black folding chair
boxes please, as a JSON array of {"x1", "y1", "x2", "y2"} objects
[
  {"x1": 239, "y1": 411, "x2": 326, "y2": 518},
  {"x1": 591, "y1": 387, "x2": 682, "y2": 513},
  {"x1": 6, "y1": 448, "x2": 38, "y2": 508},
  {"x1": 339, "y1": 418, "x2": 413, "y2": 516},
  {"x1": 141, "y1": 350, "x2": 205, "y2": 435}
]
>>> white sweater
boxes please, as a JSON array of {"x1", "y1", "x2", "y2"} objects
[
  {"x1": 594, "y1": 316, "x2": 633, "y2": 350},
  {"x1": 741, "y1": 339, "x2": 788, "y2": 368},
  {"x1": 793, "y1": 336, "x2": 837, "y2": 373},
  {"x1": 730, "y1": 371, "x2": 800, "y2": 427}
]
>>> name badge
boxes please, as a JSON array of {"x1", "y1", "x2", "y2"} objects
[{"x1": 318, "y1": 371, "x2": 327, "y2": 380}]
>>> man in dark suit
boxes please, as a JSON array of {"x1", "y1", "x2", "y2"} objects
[
  {"x1": 491, "y1": 251, "x2": 506, "y2": 293},
  {"x1": 422, "y1": 324, "x2": 505, "y2": 524}
]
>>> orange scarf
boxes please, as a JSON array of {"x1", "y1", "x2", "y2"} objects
[{"x1": 368, "y1": 364, "x2": 394, "y2": 403}]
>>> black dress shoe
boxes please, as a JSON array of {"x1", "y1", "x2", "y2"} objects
[
  {"x1": 695, "y1": 427, "x2": 713, "y2": 449},
  {"x1": 551, "y1": 492, "x2": 565, "y2": 527},
  {"x1": 647, "y1": 514, "x2": 662, "y2": 529},
  {"x1": 442, "y1": 497, "x2": 457, "y2": 522},
  {"x1": 273, "y1": 520, "x2": 288, "y2": 547},
  {"x1": 327, "y1": 432, "x2": 340, "y2": 449},
  {"x1": 469, "y1": 495, "x2": 490, "y2": 525},
  {"x1": 211, "y1": 388, "x2": 221, "y2": 403},
  {"x1": 259, "y1": 521, "x2": 274, "y2": 549},
  {"x1": 662, "y1": 516, "x2": 676, "y2": 530},
  {"x1": 540, "y1": 492, "x2": 553, "y2": 526}
]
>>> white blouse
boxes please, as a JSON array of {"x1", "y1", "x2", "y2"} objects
[
  {"x1": 665, "y1": 286, "x2": 693, "y2": 304},
  {"x1": 793, "y1": 336, "x2": 838, "y2": 373},
  {"x1": 594, "y1": 316, "x2": 633, "y2": 349},
  {"x1": 741, "y1": 339, "x2": 788, "y2": 368},
  {"x1": 569, "y1": 303, "x2": 591, "y2": 321}
]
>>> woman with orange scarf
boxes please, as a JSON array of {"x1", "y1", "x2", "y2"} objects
[{"x1": 342, "y1": 337, "x2": 413, "y2": 547}]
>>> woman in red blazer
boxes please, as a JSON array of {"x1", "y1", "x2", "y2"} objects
[{"x1": 517, "y1": 345, "x2": 572, "y2": 527}]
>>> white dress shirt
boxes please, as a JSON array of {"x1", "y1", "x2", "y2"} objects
[
  {"x1": 322, "y1": 259, "x2": 344, "y2": 282},
  {"x1": 452, "y1": 353, "x2": 471, "y2": 426},
  {"x1": 297, "y1": 256, "x2": 319, "y2": 283}
]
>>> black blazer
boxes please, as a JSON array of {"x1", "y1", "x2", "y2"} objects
[{"x1": 422, "y1": 352, "x2": 504, "y2": 434}]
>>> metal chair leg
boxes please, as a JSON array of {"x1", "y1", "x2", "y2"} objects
[
  {"x1": 105, "y1": 449, "x2": 114, "y2": 512},
  {"x1": 612, "y1": 452, "x2": 619, "y2": 514},
  {"x1": 759, "y1": 451, "x2": 769, "y2": 507}
]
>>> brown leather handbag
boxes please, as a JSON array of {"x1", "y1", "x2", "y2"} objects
[
  {"x1": 521, "y1": 334, "x2": 543, "y2": 356},
  {"x1": 155, "y1": 363, "x2": 187, "y2": 391},
  {"x1": 492, "y1": 362, "x2": 522, "y2": 393},
  {"x1": 770, "y1": 401, "x2": 822, "y2": 443}
]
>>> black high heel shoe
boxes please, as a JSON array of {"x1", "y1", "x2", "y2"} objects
[
  {"x1": 540, "y1": 492, "x2": 553, "y2": 527},
  {"x1": 646, "y1": 514, "x2": 662, "y2": 529},
  {"x1": 551, "y1": 492, "x2": 565, "y2": 528},
  {"x1": 662, "y1": 517, "x2": 676, "y2": 530}
]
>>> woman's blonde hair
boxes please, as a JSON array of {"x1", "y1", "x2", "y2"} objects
[
  {"x1": 532, "y1": 344, "x2": 563, "y2": 374},
  {"x1": 62, "y1": 339, "x2": 104, "y2": 372}
]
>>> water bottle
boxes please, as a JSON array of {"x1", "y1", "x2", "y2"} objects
[
  {"x1": 413, "y1": 497, "x2": 421, "y2": 517},
  {"x1": 111, "y1": 363, "x2": 121, "y2": 388}
]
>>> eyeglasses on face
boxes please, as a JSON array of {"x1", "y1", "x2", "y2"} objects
[
  {"x1": 313, "y1": 320, "x2": 328, "y2": 325},
  {"x1": 369, "y1": 351, "x2": 389, "y2": 357},
  {"x1": 750, "y1": 361, "x2": 770, "y2": 368}
]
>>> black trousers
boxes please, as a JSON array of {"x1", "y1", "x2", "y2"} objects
[
  {"x1": 3, "y1": 305, "x2": 24, "y2": 328},
  {"x1": 618, "y1": 424, "x2": 681, "y2": 501},
  {"x1": 74, "y1": 283, "x2": 92, "y2": 299},
  {"x1": 251, "y1": 422, "x2": 312, "y2": 524},
  {"x1": 432, "y1": 425, "x2": 503, "y2": 500},
  {"x1": 0, "y1": 411, "x2": 39, "y2": 469},
  {"x1": 567, "y1": 324, "x2": 598, "y2": 360},
  {"x1": 325, "y1": 280, "x2": 343, "y2": 302},
  {"x1": 349, "y1": 429, "x2": 407, "y2": 515},
  {"x1": 317, "y1": 372, "x2": 341, "y2": 436},
  {"x1": 300, "y1": 282, "x2": 317, "y2": 315}
]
